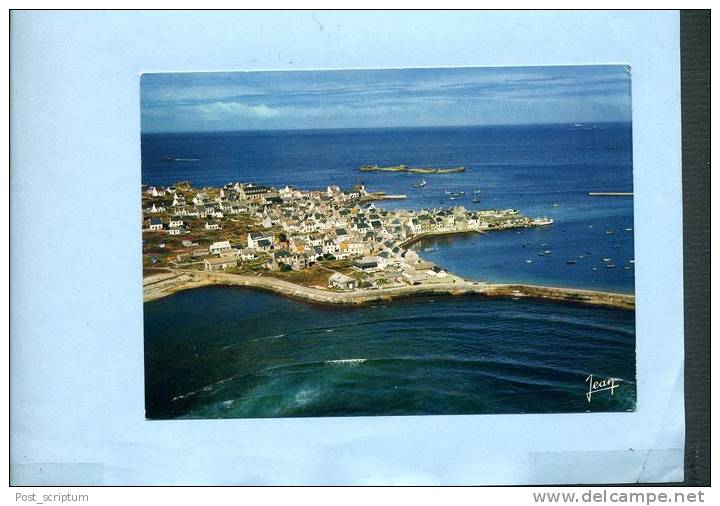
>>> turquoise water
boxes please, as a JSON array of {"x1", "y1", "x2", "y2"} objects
[
  {"x1": 142, "y1": 124, "x2": 636, "y2": 418},
  {"x1": 144, "y1": 287, "x2": 636, "y2": 419}
]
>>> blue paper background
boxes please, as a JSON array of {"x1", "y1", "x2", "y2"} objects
[{"x1": 10, "y1": 10, "x2": 684, "y2": 485}]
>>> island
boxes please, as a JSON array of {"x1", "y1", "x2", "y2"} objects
[
  {"x1": 142, "y1": 181, "x2": 633, "y2": 310},
  {"x1": 359, "y1": 164, "x2": 465, "y2": 174}
]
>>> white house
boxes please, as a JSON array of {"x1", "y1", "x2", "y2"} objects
[
  {"x1": 328, "y1": 272, "x2": 356, "y2": 290},
  {"x1": 256, "y1": 238, "x2": 273, "y2": 252},
  {"x1": 205, "y1": 222, "x2": 220, "y2": 230},
  {"x1": 147, "y1": 218, "x2": 163, "y2": 231},
  {"x1": 193, "y1": 193, "x2": 208, "y2": 205},
  {"x1": 209, "y1": 240, "x2": 232, "y2": 254},
  {"x1": 402, "y1": 249, "x2": 421, "y2": 265},
  {"x1": 204, "y1": 257, "x2": 237, "y2": 271},
  {"x1": 322, "y1": 240, "x2": 339, "y2": 255},
  {"x1": 247, "y1": 232, "x2": 273, "y2": 249},
  {"x1": 238, "y1": 248, "x2": 256, "y2": 261},
  {"x1": 168, "y1": 226, "x2": 185, "y2": 236},
  {"x1": 334, "y1": 228, "x2": 349, "y2": 242},
  {"x1": 347, "y1": 241, "x2": 365, "y2": 256},
  {"x1": 169, "y1": 217, "x2": 184, "y2": 228}
]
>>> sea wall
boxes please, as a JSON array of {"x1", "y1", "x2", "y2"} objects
[{"x1": 143, "y1": 269, "x2": 635, "y2": 310}]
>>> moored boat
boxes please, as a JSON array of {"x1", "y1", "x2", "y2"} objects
[{"x1": 533, "y1": 217, "x2": 554, "y2": 226}]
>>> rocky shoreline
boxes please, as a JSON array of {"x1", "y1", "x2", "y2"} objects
[
  {"x1": 143, "y1": 269, "x2": 635, "y2": 310},
  {"x1": 359, "y1": 164, "x2": 465, "y2": 174}
]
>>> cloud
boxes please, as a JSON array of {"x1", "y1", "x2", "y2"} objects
[
  {"x1": 201, "y1": 102, "x2": 281, "y2": 119},
  {"x1": 141, "y1": 66, "x2": 632, "y2": 132}
]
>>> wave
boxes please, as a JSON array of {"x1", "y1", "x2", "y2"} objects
[
  {"x1": 476, "y1": 309, "x2": 635, "y2": 337},
  {"x1": 172, "y1": 389, "x2": 201, "y2": 402},
  {"x1": 324, "y1": 358, "x2": 367, "y2": 366},
  {"x1": 252, "y1": 333, "x2": 285, "y2": 342},
  {"x1": 172, "y1": 375, "x2": 239, "y2": 401}
]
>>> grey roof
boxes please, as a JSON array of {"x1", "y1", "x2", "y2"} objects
[{"x1": 354, "y1": 258, "x2": 378, "y2": 267}]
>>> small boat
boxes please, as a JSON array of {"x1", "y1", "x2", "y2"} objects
[
  {"x1": 566, "y1": 260, "x2": 576, "y2": 265},
  {"x1": 625, "y1": 228, "x2": 633, "y2": 231},
  {"x1": 589, "y1": 225, "x2": 594, "y2": 228},
  {"x1": 544, "y1": 250, "x2": 551, "y2": 254},
  {"x1": 541, "y1": 243, "x2": 547, "y2": 247},
  {"x1": 533, "y1": 217, "x2": 554, "y2": 225},
  {"x1": 578, "y1": 255, "x2": 585, "y2": 259},
  {"x1": 612, "y1": 245, "x2": 620, "y2": 249},
  {"x1": 603, "y1": 257, "x2": 611, "y2": 262},
  {"x1": 605, "y1": 264, "x2": 616, "y2": 269},
  {"x1": 423, "y1": 247, "x2": 438, "y2": 253},
  {"x1": 606, "y1": 230, "x2": 613, "y2": 234},
  {"x1": 624, "y1": 266, "x2": 631, "y2": 270},
  {"x1": 553, "y1": 203, "x2": 560, "y2": 207},
  {"x1": 629, "y1": 259, "x2": 635, "y2": 264},
  {"x1": 525, "y1": 260, "x2": 532, "y2": 263},
  {"x1": 592, "y1": 267, "x2": 598, "y2": 271},
  {"x1": 412, "y1": 179, "x2": 427, "y2": 188}
]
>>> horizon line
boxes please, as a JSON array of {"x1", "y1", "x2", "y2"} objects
[{"x1": 142, "y1": 120, "x2": 632, "y2": 135}]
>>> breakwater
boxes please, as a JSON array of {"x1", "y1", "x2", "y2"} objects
[{"x1": 144, "y1": 269, "x2": 634, "y2": 310}]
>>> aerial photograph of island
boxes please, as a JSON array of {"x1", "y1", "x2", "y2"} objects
[{"x1": 141, "y1": 66, "x2": 636, "y2": 419}]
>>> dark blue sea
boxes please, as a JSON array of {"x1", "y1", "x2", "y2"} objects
[{"x1": 141, "y1": 124, "x2": 636, "y2": 418}]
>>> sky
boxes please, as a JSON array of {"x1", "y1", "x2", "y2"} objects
[{"x1": 140, "y1": 65, "x2": 632, "y2": 133}]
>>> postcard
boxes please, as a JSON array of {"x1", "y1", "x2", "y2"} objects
[
  {"x1": 11, "y1": 10, "x2": 687, "y2": 487},
  {"x1": 141, "y1": 66, "x2": 637, "y2": 420}
]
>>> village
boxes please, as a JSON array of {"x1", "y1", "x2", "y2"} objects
[{"x1": 142, "y1": 181, "x2": 553, "y2": 292}]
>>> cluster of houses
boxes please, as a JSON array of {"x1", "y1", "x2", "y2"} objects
[{"x1": 143, "y1": 181, "x2": 545, "y2": 289}]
